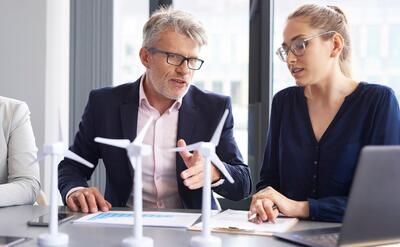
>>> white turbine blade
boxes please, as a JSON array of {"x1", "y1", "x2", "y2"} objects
[
  {"x1": 129, "y1": 156, "x2": 136, "y2": 170},
  {"x1": 211, "y1": 152, "x2": 234, "y2": 183},
  {"x1": 94, "y1": 137, "x2": 130, "y2": 148},
  {"x1": 133, "y1": 116, "x2": 154, "y2": 145},
  {"x1": 168, "y1": 143, "x2": 202, "y2": 152},
  {"x1": 64, "y1": 150, "x2": 94, "y2": 168},
  {"x1": 210, "y1": 109, "x2": 229, "y2": 146},
  {"x1": 27, "y1": 154, "x2": 46, "y2": 166}
]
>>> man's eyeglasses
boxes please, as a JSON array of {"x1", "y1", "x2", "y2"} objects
[
  {"x1": 147, "y1": 47, "x2": 204, "y2": 70},
  {"x1": 276, "y1": 31, "x2": 336, "y2": 62}
]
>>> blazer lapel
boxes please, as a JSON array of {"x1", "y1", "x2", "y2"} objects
[
  {"x1": 177, "y1": 88, "x2": 198, "y2": 152},
  {"x1": 119, "y1": 79, "x2": 140, "y2": 178},
  {"x1": 120, "y1": 80, "x2": 140, "y2": 142}
]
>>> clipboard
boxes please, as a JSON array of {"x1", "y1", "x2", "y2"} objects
[{"x1": 188, "y1": 209, "x2": 298, "y2": 236}]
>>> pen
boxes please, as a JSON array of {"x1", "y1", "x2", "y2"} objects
[{"x1": 248, "y1": 204, "x2": 278, "y2": 221}]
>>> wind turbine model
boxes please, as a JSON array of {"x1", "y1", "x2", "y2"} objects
[
  {"x1": 169, "y1": 109, "x2": 234, "y2": 247},
  {"x1": 31, "y1": 118, "x2": 94, "y2": 247},
  {"x1": 94, "y1": 117, "x2": 154, "y2": 247}
]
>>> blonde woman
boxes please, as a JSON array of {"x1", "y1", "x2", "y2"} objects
[
  {"x1": 249, "y1": 4, "x2": 400, "y2": 223},
  {"x1": 0, "y1": 96, "x2": 40, "y2": 206}
]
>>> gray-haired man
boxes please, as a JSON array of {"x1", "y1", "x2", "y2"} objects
[{"x1": 59, "y1": 7, "x2": 251, "y2": 213}]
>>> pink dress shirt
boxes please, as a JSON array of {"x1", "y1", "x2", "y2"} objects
[{"x1": 127, "y1": 76, "x2": 182, "y2": 208}]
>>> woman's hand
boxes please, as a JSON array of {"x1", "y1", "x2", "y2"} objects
[{"x1": 248, "y1": 186, "x2": 309, "y2": 224}]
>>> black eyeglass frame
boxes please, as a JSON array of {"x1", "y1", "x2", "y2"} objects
[{"x1": 147, "y1": 47, "x2": 204, "y2": 70}]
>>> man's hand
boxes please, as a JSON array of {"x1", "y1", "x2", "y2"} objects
[
  {"x1": 66, "y1": 187, "x2": 112, "y2": 213},
  {"x1": 178, "y1": 139, "x2": 221, "y2": 190},
  {"x1": 248, "y1": 186, "x2": 309, "y2": 224}
]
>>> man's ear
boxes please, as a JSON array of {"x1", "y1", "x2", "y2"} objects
[
  {"x1": 139, "y1": 47, "x2": 151, "y2": 68},
  {"x1": 331, "y1": 33, "x2": 344, "y2": 58}
]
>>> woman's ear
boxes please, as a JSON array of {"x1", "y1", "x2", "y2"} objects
[
  {"x1": 331, "y1": 33, "x2": 344, "y2": 58},
  {"x1": 139, "y1": 47, "x2": 151, "y2": 68}
]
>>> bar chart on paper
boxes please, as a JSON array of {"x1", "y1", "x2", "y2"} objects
[{"x1": 74, "y1": 211, "x2": 201, "y2": 228}]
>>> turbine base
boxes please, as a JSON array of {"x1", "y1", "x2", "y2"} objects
[
  {"x1": 37, "y1": 232, "x2": 69, "y2": 246},
  {"x1": 190, "y1": 235, "x2": 221, "y2": 247},
  {"x1": 121, "y1": 236, "x2": 153, "y2": 247}
]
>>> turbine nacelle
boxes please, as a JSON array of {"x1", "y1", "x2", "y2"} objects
[
  {"x1": 196, "y1": 142, "x2": 215, "y2": 157},
  {"x1": 126, "y1": 143, "x2": 152, "y2": 157}
]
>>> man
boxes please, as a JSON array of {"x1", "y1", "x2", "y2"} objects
[{"x1": 58, "y1": 7, "x2": 251, "y2": 213}]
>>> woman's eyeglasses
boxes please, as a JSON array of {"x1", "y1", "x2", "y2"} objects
[{"x1": 276, "y1": 31, "x2": 336, "y2": 62}]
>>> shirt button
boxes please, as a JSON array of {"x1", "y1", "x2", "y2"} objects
[
  {"x1": 315, "y1": 146, "x2": 319, "y2": 150},
  {"x1": 313, "y1": 175, "x2": 317, "y2": 179},
  {"x1": 314, "y1": 161, "x2": 318, "y2": 165},
  {"x1": 312, "y1": 189, "x2": 316, "y2": 193}
]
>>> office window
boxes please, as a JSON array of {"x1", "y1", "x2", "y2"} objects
[
  {"x1": 231, "y1": 81, "x2": 241, "y2": 104},
  {"x1": 212, "y1": 80, "x2": 223, "y2": 94},
  {"x1": 175, "y1": 0, "x2": 249, "y2": 162},
  {"x1": 113, "y1": 0, "x2": 149, "y2": 84},
  {"x1": 389, "y1": 76, "x2": 400, "y2": 99},
  {"x1": 367, "y1": 25, "x2": 381, "y2": 58},
  {"x1": 193, "y1": 80, "x2": 205, "y2": 90},
  {"x1": 273, "y1": 1, "x2": 400, "y2": 101},
  {"x1": 389, "y1": 24, "x2": 400, "y2": 63}
]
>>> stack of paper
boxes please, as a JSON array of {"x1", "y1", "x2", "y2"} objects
[
  {"x1": 73, "y1": 211, "x2": 201, "y2": 228},
  {"x1": 190, "y1": 209, "x2": 298, "y2": 236}
]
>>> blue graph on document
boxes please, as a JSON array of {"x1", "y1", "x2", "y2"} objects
[{"x1": 88, "y1": 212, "x2": 174, "y2": 221}]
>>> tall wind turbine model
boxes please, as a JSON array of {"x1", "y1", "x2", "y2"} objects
[
  {"x1": 94, "y1": 117, "x2": 154, "y2": 247},
  {"x1": 31, "y1": 117, "x2": 94, "y2": 247},
  {"x1": 170, "y1": 109, "x2": 234, "y2": 247}
]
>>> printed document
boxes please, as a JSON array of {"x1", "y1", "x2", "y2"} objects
[
  {"x1": 190, "y1": 209, "x2": 298, "y2": 236},
  {"x1": 74, "y1": 211, "x2": 201, "y2": 228}
]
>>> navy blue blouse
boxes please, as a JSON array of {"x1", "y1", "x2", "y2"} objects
[{"x1": 257, "y1": 82, "x2": 400, "y2": 222}]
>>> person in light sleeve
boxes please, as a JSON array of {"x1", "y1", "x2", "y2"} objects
[{"x1": 0, "y1": 96, "x2": 40, "y2": 206}]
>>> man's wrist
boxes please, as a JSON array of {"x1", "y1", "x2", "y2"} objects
[
  {"x1": 211, "y1": 168, "x2": 222, "y2": 183},
  {"x1": 210, "y1": 161, "x2": 223, "y2": 182},
  {"x1": 66, "y1": 187, "x2": 86, "y2": 201}
]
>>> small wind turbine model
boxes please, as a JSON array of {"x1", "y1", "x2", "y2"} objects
[
  {"x1": 169, "y1": 109, "x2": 234, "y2": 247},
  {"x1": 94, "y1": 117, "x2": 154, "y2": 247},
  {"x1": 31, "y1": 116, "x2": 94, "y2": 247}
]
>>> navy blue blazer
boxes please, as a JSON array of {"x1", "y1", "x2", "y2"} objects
[{"x1": 58, "y1": 78, "x2": 251, "y2": 209}]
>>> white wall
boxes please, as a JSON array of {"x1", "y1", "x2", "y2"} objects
[
  {"x1": 0, "y1": 0, "x2": 70, "y2": 203},
  {"x1": 0, "y1": 0, "x2": 46, "y2": 148}
]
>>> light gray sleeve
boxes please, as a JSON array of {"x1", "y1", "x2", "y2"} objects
[{"x1": 0, "y1": 102, "x2": 41, "y2": 206}]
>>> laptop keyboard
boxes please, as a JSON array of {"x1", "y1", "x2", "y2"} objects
[{"x1": 294, "y1": 233, "x2": 339, "y2": 247}]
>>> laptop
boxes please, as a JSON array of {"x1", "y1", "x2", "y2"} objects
[{"x1": 274, "y1": 146, "x2": 400, "y2": 247}]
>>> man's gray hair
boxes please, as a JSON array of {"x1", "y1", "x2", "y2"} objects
[{"x1": 142, "y1": 6, "x2": 208, "y2": 48}]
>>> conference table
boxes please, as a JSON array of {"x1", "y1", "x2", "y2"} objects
[{"x1": 0, "y1": 205, "x2": 340, "y2": 246}]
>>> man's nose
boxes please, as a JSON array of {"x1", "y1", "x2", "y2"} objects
[{"x1": 176, "y1": 60, "x2": 190, "y2": 74}]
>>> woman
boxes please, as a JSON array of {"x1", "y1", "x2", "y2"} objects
[
  {"x1": 0, "y1": 96, "x2": 40, "y2": 206},
  {"x1": 249, "y1": 4, "x2": 400, "y2": 223}
]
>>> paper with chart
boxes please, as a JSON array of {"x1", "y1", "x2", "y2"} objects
[
  {"x1": 190, "y1": 209, "x2": 298, "y2": 236},
  {"x1": 74, "y1": 211, "x2": 201, "y2": 228}
]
